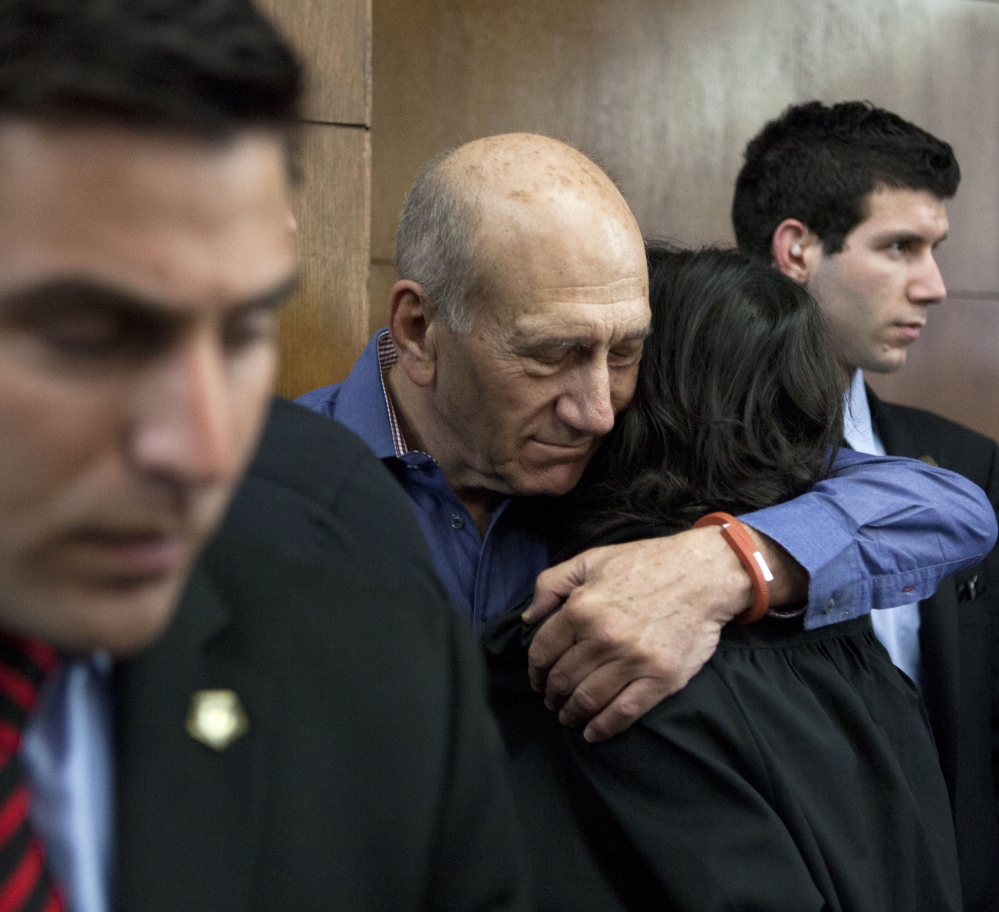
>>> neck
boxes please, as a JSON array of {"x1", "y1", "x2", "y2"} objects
[
  {"x1": 450, "y1": 486, "x2": 503, "y2": 537},
  {"x1": 385, "y1": 365, "x2": 502, "y2": 536}
]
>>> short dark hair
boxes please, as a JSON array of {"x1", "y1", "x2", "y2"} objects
[
  {"x1": 557, "y1": 245, "x2": 843, "y2": 550},
  {"x1": 732, "y1": 101, "x2": 960, "y2": 259},
  {"x1": 0, "y1": 0, "x2": 302, "y2": 138}
]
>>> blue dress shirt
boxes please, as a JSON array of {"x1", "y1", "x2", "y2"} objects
[
  {"x1": 843, "y1": 368, "x2": 924, "y2": 687},
  {"x1": 298, "y1": 330, "x2": 998, "y2": 631}
]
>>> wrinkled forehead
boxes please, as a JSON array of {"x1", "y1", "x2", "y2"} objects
[{"x1": 508, "y1": 294, "x2": 652, "y2": 352}]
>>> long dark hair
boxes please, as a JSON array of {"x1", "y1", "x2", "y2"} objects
[{"x1": 557, "y1": 244, "x2": 843, "y2": 552}]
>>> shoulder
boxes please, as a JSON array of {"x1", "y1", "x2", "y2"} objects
[
  {"x1": 293, "y1": 381, "x2": 343, "y2": 418},
  {"x1": 197, "y1": 397, "x2": 463, "y2": 730},
  {"x1": 249, "y1": 395, "x2": 383, "y2": 497},
  {"x1": 874, "y1": 397, "x2": 991, "y2": 446},
  {"x1": 212, "y1": 396, "x2": 442, "y2": 594},
  {"x1": 869, "y1": 391, "x2": 999, "y2": 493},
  {"x1": 128, "y1": 414, "x2": 529, "y2": 909}
]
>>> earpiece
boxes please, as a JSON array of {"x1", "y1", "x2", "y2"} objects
[{"x1": 790, "y1": 243, "x2": 802, "y2": 257}]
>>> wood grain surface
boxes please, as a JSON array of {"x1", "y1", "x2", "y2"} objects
[
  {"x1": 257, "y1": 0, "x2": 371, "y2": 126},
  {"x1": 279, "y1": 124, "x2": 371, "y2": 398},
  {"x1": 256, "y1": 0, "x2": 372, "y2": 396}
]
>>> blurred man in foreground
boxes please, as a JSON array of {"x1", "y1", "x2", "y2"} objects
[{"x1": 0, "y1": 1, "x2": 530, "y2": 909}]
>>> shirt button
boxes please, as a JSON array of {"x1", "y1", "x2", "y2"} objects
[
  {"x1": 449, "y1": 513, "x2": 465, "y2": 530},
  {"x1": 824, "y1": 598, "x2": 835, "y2": 614}
]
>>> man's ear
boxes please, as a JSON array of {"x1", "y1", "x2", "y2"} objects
[
  {"x1": 772, "y1": 219, "x2": 815, "y2": 283},
  {"x1": 387, "y1": 280, "x2": 437, "y2": 387}
]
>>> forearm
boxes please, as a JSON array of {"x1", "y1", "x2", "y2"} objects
[
  {"x1": 742, "y1": 449, "x2": 998, "y2": 629},
  {"x1": 523, "y1": 448, "x2": 997, "y2": 739}
]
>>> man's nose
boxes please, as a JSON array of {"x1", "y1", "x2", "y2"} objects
[
  {"x1": 129, "y1": 334, "x2": 240, "y2": 489},
  {"x1": 911, "y1": 252, "x2": 947, "y2": 305},
  {"x1": 556, "y1": 362, "x2": 616, "y2": 437}
]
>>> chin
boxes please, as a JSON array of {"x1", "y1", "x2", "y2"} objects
[
  {"x1": 0, "y1": 557, "x2": 195, "y2": 656},
  {"x1": 35, "y1": 570, "x2": 190, "y2": 657},
  {"x1": 85, "y1": 575, "x2": 190, "y2": 656},
  {"x1": 513, "y1": 463, "x2": 590, "y2": 497},
  {"x1": 863, "y1": 354, "x2": 907, "y2": 374}
]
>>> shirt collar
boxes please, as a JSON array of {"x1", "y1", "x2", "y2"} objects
[
  {"x1": 375, "y1": 331, "x2": 411, "y2": 457},
  {"x1": 842, "y1": 368, "x2": 884, "y2": 455},
  {"x1": 328, "y1": 329, "x2": 409, "y2": 460}
]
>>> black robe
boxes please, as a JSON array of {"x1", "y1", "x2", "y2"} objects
[{"x1": 485, "y1": 519, "x2": 962, "y2": 912}]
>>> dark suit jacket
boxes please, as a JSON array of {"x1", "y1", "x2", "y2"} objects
[
  {"x1": 868, "y1": 387, "x2": 999, "y2": 912},
  {"x1": 112, "y1": 397, "x2": 531, "y2": 912}
]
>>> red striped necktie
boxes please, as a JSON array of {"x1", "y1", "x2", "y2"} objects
[{"x1": 0, "y1": 634, "x2": 64, "y2": 912}]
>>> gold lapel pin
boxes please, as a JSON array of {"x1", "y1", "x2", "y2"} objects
[
  {"x1": 186, "y1": 689, "x2": 250, "y2": 751},
  {"x1": 918, "y1": 455, "x2": 939, "y2": 467}
]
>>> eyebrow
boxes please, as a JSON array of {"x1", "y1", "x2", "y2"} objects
[
  {"x1": 616, "y1": 327, "x2": 653, "y2": 343},
  {"x1": 872, "y1": 229, "x2": 949, "y2": 248},
  {"x1": 0, "y1": 274, "x2": 300, "y2": 323},
  {"x1": 516, "y1": 327, "x2": 652, "y2": 349}
]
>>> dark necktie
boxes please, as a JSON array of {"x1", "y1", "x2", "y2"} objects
[{"x1": 0, "y1": 633, "x2": 64, "y2": 912}]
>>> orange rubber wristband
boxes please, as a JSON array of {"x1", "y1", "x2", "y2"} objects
[{"x1": 692, "y1": 512, "x2": 772, "y2": 624}]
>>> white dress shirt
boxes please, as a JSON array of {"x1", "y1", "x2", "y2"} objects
[{"x1": 843, "y1": 368, "x2": 924, "y2": 689}]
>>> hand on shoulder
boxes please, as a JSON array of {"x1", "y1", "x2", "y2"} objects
[{"x1": 523, "y1": 526, "x2": 799, "y2": 741}]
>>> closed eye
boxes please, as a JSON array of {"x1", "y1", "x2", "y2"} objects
[
  {"x1": 518, "y1": 341, "x2": 587, "y2": 366},
  {"x1": 608, "y1": 341, "x2": 644, "y2": 367}
]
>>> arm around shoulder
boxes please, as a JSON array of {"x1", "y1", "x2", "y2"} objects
[{"x1": 742, "y1": 448, "x2": 998, "y2": 629}]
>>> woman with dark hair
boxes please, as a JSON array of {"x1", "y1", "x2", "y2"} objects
[{"x1": 485, "y1": 246, "x2": 961, "y2": 912}]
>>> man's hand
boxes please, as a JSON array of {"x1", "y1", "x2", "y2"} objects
[{"x1": 522, "y1": 525, "x2": 806, "y2": 742}]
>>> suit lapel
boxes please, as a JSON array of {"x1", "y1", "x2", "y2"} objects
[
  {"x1": 865, "y1": 386, "x2": 919, "y2": 457},
  {"x1": 866, "y1": 385, "x2": 961, "y2": 788},
  {"x1": 113, "y1": 564, "x2": 273, "y2": 912}
]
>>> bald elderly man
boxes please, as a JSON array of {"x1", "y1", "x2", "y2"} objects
[{"x1": 300, "y1": 133, "x2": 996, "y2": 740}]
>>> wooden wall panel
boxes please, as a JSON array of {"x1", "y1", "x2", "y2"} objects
[
  {"x1": 259, "y1": 0, "x2": 372, "y2": 395},
  {"x1": 371, "y1": 0, "x2": 999, "y2": 439},
  {"x1": 279, "y1": 125, "x2": 370, "y2": 397},
  {"x1": 256, "y1": 0, "x2": 370, "y2": 124}
]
